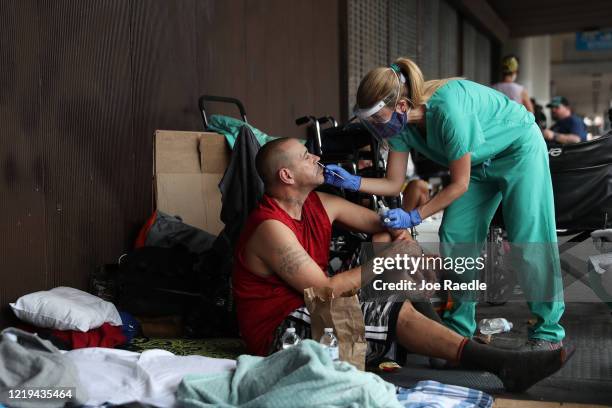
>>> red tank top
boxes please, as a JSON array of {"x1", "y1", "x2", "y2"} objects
[{"x1": 232, "y1": 192, "x2": 331, "y2": 356}]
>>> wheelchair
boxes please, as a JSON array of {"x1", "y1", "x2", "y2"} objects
[{"x1": 297, "y1": 116, "x2": 393, "y2": 210}]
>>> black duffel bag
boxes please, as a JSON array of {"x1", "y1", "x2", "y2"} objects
[
  {"x1": 549, "y1": 134, "x2": 612, "y2": 230},
  {"x1": 112, "y1": 245, "x2": 238, "y2": 338}
]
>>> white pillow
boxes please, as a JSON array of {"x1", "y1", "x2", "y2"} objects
[{"x1": 9, "y1": 286, "x2": 122, "y2": 332}]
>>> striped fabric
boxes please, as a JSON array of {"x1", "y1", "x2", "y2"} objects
[{"x1": 396, "y1": 380, "x2": 493, "y2": 408}]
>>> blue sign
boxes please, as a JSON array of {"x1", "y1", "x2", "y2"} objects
[{"x1": 576, "y1": 30, "x2": 612, "y2": 51}]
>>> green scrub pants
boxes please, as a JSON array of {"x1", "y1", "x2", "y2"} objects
[{"x1": 439, "y1": 128, "x2": 565, "y2": 342}]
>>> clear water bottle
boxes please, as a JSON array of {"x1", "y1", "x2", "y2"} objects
[
  {"x1": 377, "y1": 200, "x2": 390, "y2": 224},
  {"x1": 319, "y1": 328, "x2": 339, "y2": 361},
  {"x1": 281, "y1": 327, "x2": 301, "y2": 349},
  {"x1": 478, "y1": 318, "x2": 513, "y2": 335}
]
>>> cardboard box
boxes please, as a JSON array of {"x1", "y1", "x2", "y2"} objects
[{"x1": 154, "y1": 130, "x2": 231, "y2": 235}]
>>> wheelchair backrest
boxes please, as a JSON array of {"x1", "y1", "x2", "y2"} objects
[{"x1": 549, "y1": 134, "x2": 612, "y2": 230}]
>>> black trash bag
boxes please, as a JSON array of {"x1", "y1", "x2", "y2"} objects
[
  {"x1": 143, "y1": 211, "x2": 216, "y2": 255},
  {"x1": 115, "y1": 245, "x2": 201, "y2": 317},
  {"x1": 89, "y1": 263, "x2": 120, "y2": 302},
  {"x1": 111, "y1": 245, "x2": 238, "y2": 337}
]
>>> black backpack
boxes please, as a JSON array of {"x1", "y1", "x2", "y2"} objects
[{"x1": 104, "y1": 245, "x2": 238, "y2": 338}]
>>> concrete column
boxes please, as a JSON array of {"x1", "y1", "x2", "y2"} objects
[{"x1": 502, "y1": 36, "x2": 551, "y2": 106}]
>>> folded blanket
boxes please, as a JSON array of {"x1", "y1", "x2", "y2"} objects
[
  {"x1": 177, "y1": 339, "x2": 402, "y2": 408},
  {"x1": 396, "y1": 381, "x2": 493, "y2": 408}
]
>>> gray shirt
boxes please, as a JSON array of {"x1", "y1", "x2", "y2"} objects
[{"x1": 491, "y1": 82, "x2": 524, "y2": 103}]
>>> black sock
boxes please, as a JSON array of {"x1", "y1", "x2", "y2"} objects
[
  {"x1": 412, "y1": 301, "x2": 443, "y2": 324},
  {"x1": 459, "y1": 339, "x2": 573, "y2": 392}
]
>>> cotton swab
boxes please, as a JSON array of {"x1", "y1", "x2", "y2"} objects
[{"x1": 317, "y1": 161, "x2": 345, "y2": 180}]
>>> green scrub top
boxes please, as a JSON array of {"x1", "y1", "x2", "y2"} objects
[{"x1": 388, "y1": 79, "x2": 536, "y2": 166}]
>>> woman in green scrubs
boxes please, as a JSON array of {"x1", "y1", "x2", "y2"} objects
[{"x1": 324, "y1": 58, "x2": 565, "y2": 349}]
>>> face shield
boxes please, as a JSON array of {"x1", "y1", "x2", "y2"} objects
[{"x1": 354, "y1": 70, "x2": 410, "y2": 141}]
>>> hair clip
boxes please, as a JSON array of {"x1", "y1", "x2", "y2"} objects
[{"x1": 390, "y1": 63, "x2": 406, "y2": 84}]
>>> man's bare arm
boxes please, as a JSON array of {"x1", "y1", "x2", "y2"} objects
[
  {"x1": 250, "y1": 219, "x2": 429, "y2": 298},
  {"x1": 542, "y1": 129, "x2": 582, "y2": 144},
  {"x1": 317, "y1": 192, "x2": 386, "y2": 234},
  {"x1": 554, "y1": 132, "x2": 582, "y2": 144},
  {"x1": 251, "y1": 220, "x2": 362, "y2": 295}
]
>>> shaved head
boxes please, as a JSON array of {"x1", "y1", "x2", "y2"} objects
[
  {"x1": 255, "y1": 137, "x2": 295, "y2": 185},
  {"x1": 256, "y1": 138, "x2": 323, "y2": 193}
]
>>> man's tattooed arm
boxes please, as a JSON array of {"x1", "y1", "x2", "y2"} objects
[{"x1": 276, "y1": 244, "x2": 311, "y2": 277}]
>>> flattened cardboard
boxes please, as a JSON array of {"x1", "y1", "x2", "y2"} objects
[
  {"x1": 199, "y1": 136, "x2": 230, "y2": 173},
  {"x1": 154, "y1": 130, "x2": 230, "y2": 235},
  {"x1": 156, "y1": 173, "x2": 206, "y2": 229},
  {"x1": 155, "y1": 131, "x2": 202, "y2": 173}
]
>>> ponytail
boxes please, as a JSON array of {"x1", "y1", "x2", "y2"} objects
[
  {"x1": 393, "y1": 58, "x2": 425, "y2": 107},
  {"x1": 356, "y1": 57, "x2": 425, "y2": 111},
  {"x1": 355, "y1": 57, "x2": 459, "y2": 111}
]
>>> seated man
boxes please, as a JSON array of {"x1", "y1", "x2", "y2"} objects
[
  {"x1": 542, "y1": 96, "x2": 587, "y2": 144},
  {"x1": 233, "y1": 137, "x2": 572, "y2": 392}
]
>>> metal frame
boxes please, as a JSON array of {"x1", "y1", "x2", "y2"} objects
[{"x1": 198, "y1": 95, "x2": 248, "y2": 130}]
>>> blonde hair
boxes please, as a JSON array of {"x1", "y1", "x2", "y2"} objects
[
  {"x1": 423, "y1": 78, "x2": 461, "y2": 100},
  {"x1": 356, "y1": 57, "x2": 461, "y2": 110}
]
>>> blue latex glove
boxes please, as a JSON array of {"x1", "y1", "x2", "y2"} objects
[
  {"x1": 323, "y1": 164, "x2": 361, "y2": 191},
  {"x1": 382, "y1": 208, "x2": 422, "y2": 229}
]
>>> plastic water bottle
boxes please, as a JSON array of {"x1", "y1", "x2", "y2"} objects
[
  {"x1": 281, "y1": 327, "x2": 301, "y2": 349},
  {"x1": 478, "y1": 318, "x2": 513, "y2": 335},
  {"x1": 377, "y1": 200, "x2": 390, "y2": 224},
  {"x1": 319, "y1": 328, "x2": 339, "y2": 361}
]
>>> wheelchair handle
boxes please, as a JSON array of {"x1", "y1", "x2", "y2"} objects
[
  {"x1": 295, "y1": 116, "x2": 322, "y2": 156},
  {"x1": 317, "y1": 116, "x2": 338, "y2": 128},
  {"x1": 199, "y1": 95, "x2": 248, "y2": 130},
  {"x1": 295, "y1": 116, "x2": 315, "y2": 126}
]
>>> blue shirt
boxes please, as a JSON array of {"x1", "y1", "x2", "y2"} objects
[{"x1": 551, "y1": 114, "x2": 587, "y2": 141}]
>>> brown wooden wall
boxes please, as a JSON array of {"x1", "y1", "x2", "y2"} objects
[{"x1": 0, "y1": 0, "x2": 342, "y2": 326}]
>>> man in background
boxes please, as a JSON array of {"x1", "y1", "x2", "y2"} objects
[{"x1": 542, "y1": 96, "x2": 587, "y2": 145}]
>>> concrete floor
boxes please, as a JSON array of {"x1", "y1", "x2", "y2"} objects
[
  {"x1": 379, "y1": 301, "x2": 612, "y2": 405},
  {"x1": 479, "y1": 301, "x2": 612, "y2": 405}
]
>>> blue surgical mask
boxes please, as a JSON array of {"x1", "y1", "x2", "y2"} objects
[{"x1": 373, "y1": 110, "x2": 408, "y2": 139}]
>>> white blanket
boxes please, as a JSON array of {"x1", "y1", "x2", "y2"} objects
[{"x1": 65, "y1": 347, "x2": 235, "y2": 407}]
